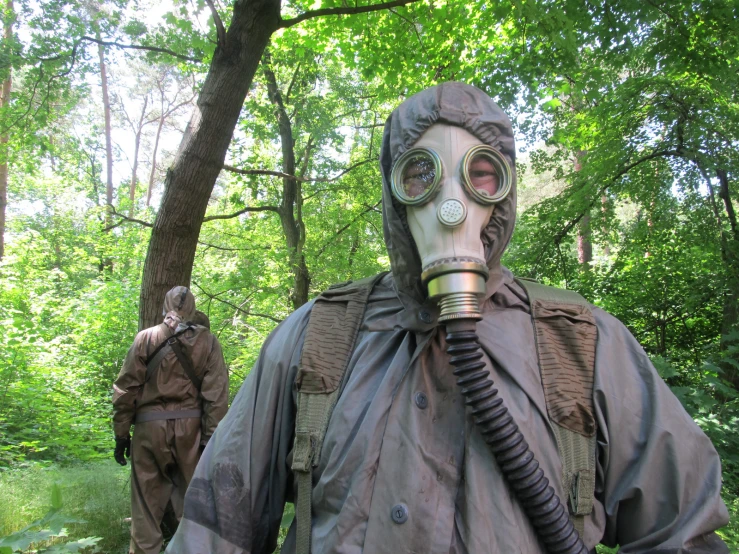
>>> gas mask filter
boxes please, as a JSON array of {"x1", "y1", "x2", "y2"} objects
[{"x1": 390, "y1": 124, "x2": 512, "y2": 321}]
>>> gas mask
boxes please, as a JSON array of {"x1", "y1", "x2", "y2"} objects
[{"x1": 390, "y1": 124, "x2": 512, "y2": 322}]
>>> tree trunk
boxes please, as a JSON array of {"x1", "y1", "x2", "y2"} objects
[
  {"x1": 601, "y1": 194, "x2": 610, "y2": 257},
  {"x1": 717, "y1": 169, "x2": 739, "y2": 348},
  {"x1": 577, "y1": 214, "x2": 592, "y2": 266},
  {"x1": 98, "y1": 36, "x2": 113, "y2": 215},
  {"x1": 129, "y1": 96, "x2": 148, "y2": 216},
  {"x1": 147, "y1": 114, "x2": 165, "y2": 207},
  {"x1": 138, "y1": 0, "x2": 282, "y2": 330},
  {"x1": 0, "y1": 0, "x2": 12, "y2": 261},
  {"x1": 264, "y1": 52, "x2": 311, "y2": 310},
  {"x1": 574, "y1": 151, "x2": 592, "y2": 269}
]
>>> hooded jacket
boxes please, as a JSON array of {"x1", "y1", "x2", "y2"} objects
[
  {"x1": 112, "y1": 287, "x2": 228, "y2": 440},
  {"x1": 167, "y1": 83, "x2": 729, "y2": 554}
]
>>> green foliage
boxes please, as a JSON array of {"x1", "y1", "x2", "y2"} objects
[
  {"x1": 0, "y1": 463, "x2": 129, "y2": 553},
  {"x1": 0, "y1": 481, "x2": 102, "y2": 554},
  {"x1": 1, "y1": 0, "x2": 738, "y2": 548}
]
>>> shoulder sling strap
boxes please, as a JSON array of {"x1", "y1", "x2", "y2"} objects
[
  {"x1": 292, "y1": 272, "x2": 387, "y2": 554},
  {"x1": 144, "y1": 325, "x2": 201, "y2": 391},
  {"x1": 516, "y1": 278, "x2": 598, "y2": 536},
  {"x1": 170, "y1": 339, "x2": 202, "y2": 391}
]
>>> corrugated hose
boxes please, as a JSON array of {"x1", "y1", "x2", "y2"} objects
[{"x1": 445, "y1": 319, "x2": 589, "y2": 554}]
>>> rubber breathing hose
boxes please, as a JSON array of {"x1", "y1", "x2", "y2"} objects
[{"x1": 445, "y1": 318, "x2": 589, "y2": 554}]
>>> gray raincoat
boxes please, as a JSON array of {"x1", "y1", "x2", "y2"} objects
[{"x1": 167, "y1": 83, "x2": 729, "y2": 554}]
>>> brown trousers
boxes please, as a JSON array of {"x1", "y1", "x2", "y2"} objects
[{"x1": 129, "y1": 417, "x2": 201, "y2": 554}]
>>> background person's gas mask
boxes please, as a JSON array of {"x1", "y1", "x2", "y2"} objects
[{"x1": 390, "y1": 124, "x2": 512, "y2": 321}]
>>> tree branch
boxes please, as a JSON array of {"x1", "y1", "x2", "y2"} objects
[
  {"x1": 202, "y1": 205, "x2": 280, "y2": 222},
  {"x1": 316, "y1": 200, "x2": 381, "y2": 258},
  {"x1": 204, "y1": 0, "x2": 226, "y2": 48},
  {"x1": 80, "y1": 36, "x2": 202, "y2": 63},
  {"x1": 285, "y1": 62, "x2": 302, "y2": 102},
  {"x1": 197, "y1": 241, "x2": 272, "y2": 252},
  {"x1": 222, "y1": 157, "x2": 377, "y2": 183},
  {"x1": 279, "y1": 0, "x2": 420, "y2": 29},
  {"x1": 104, "y1": 206, "x2": 154, "y2": 231},
  {"x1": 192, "y1": 281, "x2": 283, "y2": 324},
  {"x1": 552, "y1": 149, "x2": 681, "y2": 244},
  {"x1": 223, "y1": 165, "x2": 300, "y2": 180},
  {"x1": 388, "y1": 7, "x2": 422, "y2": 46}
]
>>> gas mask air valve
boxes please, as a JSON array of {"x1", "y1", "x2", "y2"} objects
[{"x1": 437, "y1": 198, "x2": 466, "y2": 227}]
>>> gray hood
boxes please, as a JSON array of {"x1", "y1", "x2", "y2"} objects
[
  {"x1": 380, "y1": 82, "x2": 517, "y2": 307},
  {"x1": 162, "y1": 285, "x2": 196, "y2": 321}
]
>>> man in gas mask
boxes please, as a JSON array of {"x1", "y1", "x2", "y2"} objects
[
  {"x1": 113, "y1": 286, "x2": 229, "y2": 554},
  {"x1": 167, "y1": 83, "x2": 728, "y2": 553}
]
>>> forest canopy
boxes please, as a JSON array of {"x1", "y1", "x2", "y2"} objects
[{"x1": 0, "y1": 0, "x2": 738, "y2": 551}]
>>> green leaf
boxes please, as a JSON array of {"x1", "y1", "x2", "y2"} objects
[{"x1": 51, "y1": 482, "x2": 63, "y2": 510}]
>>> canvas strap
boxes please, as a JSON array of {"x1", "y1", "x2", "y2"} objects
[
  {"x1": 170, "y1": 339, "x2": 202, "y2": 391},
  {"x1": 293, "y1": 272, "x2": 387, "y2": 554},
  {"x1": 516, "y1": 278, "x2": 598, "y2": 536},
  {"x1": 144, "y1": 325, "x2": 192, "y2": 382}
]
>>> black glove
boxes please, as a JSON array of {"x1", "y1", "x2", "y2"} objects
[{"x1": 114, "y1": 436, "x2": 131, "y2": 466}]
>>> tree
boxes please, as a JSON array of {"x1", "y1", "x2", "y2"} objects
[
  {"x1": 137, "y1": 0, "x2": 419, "y2": 329},
  {"x1": 146, "y1": 67, "x2": 195, "y2": 207},
  {"x1": 0, "y1": 0, "x2": 13, "y2": 260}
]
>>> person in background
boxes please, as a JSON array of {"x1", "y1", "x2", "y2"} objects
[{"x1": 112, "y1": 286, "x2": 228, "y2": 554}]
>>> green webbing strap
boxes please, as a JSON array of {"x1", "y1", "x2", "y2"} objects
[
  {"x1": 517, "y1": 277, "x2": 590, "y2": 306},
  {"x1": 553, "y1": 423, "x2": 597, "y2": 536},
  {"x1": 516, "y1": 278, "x2": 597, "y2": 536},
  {"x1": 293, "y1": 272, "x2": 387, "y2": 554},
  {"x1": 293, "y1": 390, "x2": 342, "y2": 554}
]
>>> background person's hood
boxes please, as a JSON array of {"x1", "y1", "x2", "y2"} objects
[
  {"x1": 162, "y1": 286, "x2": 196, "y2": 321},
  {"x1": 379, "y1": 82, "x2": 517, "y2": 307}
]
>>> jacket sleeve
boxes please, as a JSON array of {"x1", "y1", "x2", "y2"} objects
[
  {"x1": 112, "y1": 331, "x2": 148, "y2": 438},
  {"x1": 166, "y1": 302, "x2": 312, "y2": 554},
  {"x1": 200, "y1": 335, "x2": 229, "y2": 439},
  {"x1": 593, "y1": 309, "x2": 729, "y2": 553}
]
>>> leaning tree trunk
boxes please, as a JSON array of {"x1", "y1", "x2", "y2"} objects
[{"x1": 138, "y1": 0, "x2": 281, "y2": 330}]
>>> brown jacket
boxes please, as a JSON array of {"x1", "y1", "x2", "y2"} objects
[{"x1": 112, "y1": 319, "x2": 229, "y2": 439}]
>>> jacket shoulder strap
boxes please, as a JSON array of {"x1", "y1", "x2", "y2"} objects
[
  {"x1": 292, "y1": 271, "x2": 388, "y2": 554},
  {"x1": 144, "y1": 325, "x2": 195, "y2": 384},
  {"x1": 170, "y1": 338, "x2": 202, "y2": 391},
  {"x1": 515, "y1": 277, "x2": 598, "y2": 536}
]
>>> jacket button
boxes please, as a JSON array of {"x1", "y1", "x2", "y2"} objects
[
  {"x1": 419, "y1": 310, "x2": 432, "y2": 324},
  {"x1": 414, "y1": 392, "x2": 428, "y2": 410},
  {"x1": 391, "y1": 504, "x2": 408, "y2": 524}
]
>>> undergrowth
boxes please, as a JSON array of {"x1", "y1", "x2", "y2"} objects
[{"x1": 0, "y1": 462, "x2": 130, "y2": 553}]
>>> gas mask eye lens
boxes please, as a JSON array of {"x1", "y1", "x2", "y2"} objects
[
  {"x1": 461, "y1": 145, "x2": 513, "y2": 205},
  {"x1": 391, "y1": 148, "x2": 442, "y2": 205},
  {"x1": 403, "y1": 157, "x2": 436, "y2": 198},
  {"x1": 467, "y1": 155, "x2": 499, "y2": 196}
]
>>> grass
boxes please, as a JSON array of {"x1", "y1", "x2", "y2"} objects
[
  {"x1": 0, "y1": 462, "x2": 737, "y2": 554},
  {"x1": 0, "y1": 462, "x2": 131, "y2": 553}
]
